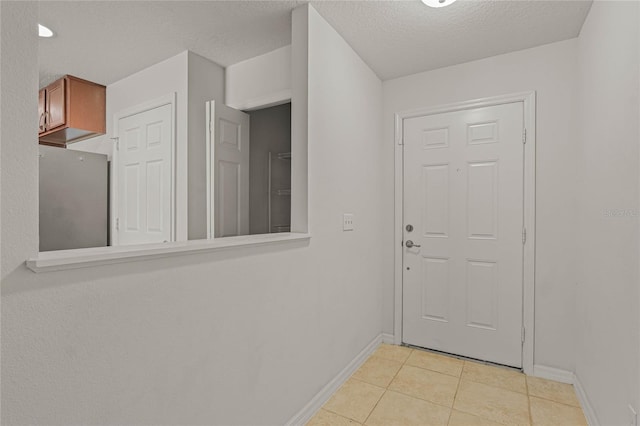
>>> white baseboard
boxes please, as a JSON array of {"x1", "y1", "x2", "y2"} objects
[
  {"x1": 532, "y1": 364, "x2": 575, "y2": 384},
  {"x1": 574, "y1": 374, "x2": 600, "y2": 426},
  {"x1": 285, "y1": 334, "x2": 383, "y2": 426},
  {"x1": 381, "y1": 333, "x2": 395, "y2": 344},
  {"x1": 532, "y1": 366, "x2": 599, "y2": 426}
]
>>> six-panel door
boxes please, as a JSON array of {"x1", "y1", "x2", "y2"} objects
[
  {"x1": 212, "y1": 102, "x2": 250, "y2": 238},
  {"x1": 117, "y1": 104, "x2": 173, "y2": 245},
  {"x1": 402, "y1": 102, "x2": 525, "y2": 367}
]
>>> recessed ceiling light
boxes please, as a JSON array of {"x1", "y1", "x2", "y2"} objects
[
  {"x1": 421, "y1": 0, "x2": 457, "y2": 8},
  {"x1": 38, "y1": 24, "x2": 54, "y2": 38}
]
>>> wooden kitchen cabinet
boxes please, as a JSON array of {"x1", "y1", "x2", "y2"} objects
[{"x1": 39, "y1": 75, "x2": 106, "y2": 147}]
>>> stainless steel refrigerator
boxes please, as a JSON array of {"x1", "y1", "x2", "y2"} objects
[{"x1": 39, "y1": 145, "x2": 109, "y2": 252}]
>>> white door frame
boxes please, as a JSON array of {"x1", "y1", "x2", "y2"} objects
[
  {"x1": 393, "y1": 91, "x2": 536, "y2": 374},
  {"x1": 205, "y1": 100, "x2": 217, "y2": 240},
  {"x1": 111, "y1": 93, "x2": 177, "y2": 246},
  {"x1": 205, "y1": 100, "x2": 214, "y2": 239}
]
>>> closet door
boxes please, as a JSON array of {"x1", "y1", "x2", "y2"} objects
[{"x1": 207, "y1": 100, "x2": 250, "y2": 238}]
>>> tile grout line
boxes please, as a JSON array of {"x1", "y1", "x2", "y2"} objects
[
  {"x1": 374, "y1": 347, "x2": 471, "y2": 423},
  {"x1": 407, "y1": 348, "x2": 539, "y2": 425},
  {"x1": 460, "y1": 378, "x2": 528, "y2": 395},
  {"x1": 319, "y1": 347, "x2": 391, "y2": 425},
  {"x1": 385, "y1": 388, "x2": 463, "y2": 413},
  {"x1": 393, "y1": 349, "x2": 478, "y2": 416},
  {"x1": 319, "y1": 407, "x2": 361, "y2": 424},
  {"x1": 527, "y1": 392, "x2": 583, "y2": 409},
  {"x1": 386, "y1": 345, "x2": 584, "y2": 426},
  {"x1": 404, "y1": 360, "x2": 462, "y2": 379},
  {"x1": 445, "y1": 360, "x2": 465, "y2": 425},
  {"x1": 526, "y1": 375, "x2": 534, "y2": 426},
  {"x1": 406, "y1": 349, "x2": 521, "y2": 381},
  {"x1": 343, "y1": 375, "x2": 387, "y2": 423},
  {"x1": 526, "y1": 374, "x2": 586, "y2": 411},
  {"x1": 407, "y1": 344, "x2": 521, "y2": 373},
  {"x1": 361, "y1": 348, "x2": 412, "y2": 425},
  {"x1": 399, "y1": 361, "x2": 464, "y2": 386},
  {"x1": 362, "y1": 389, "x2": 386, "y2": 425},
  {"x1": 451, "y1": 362, "x2": 530, "y2": 426}
]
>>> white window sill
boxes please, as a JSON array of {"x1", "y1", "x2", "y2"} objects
[{"x1": 26, "y1": 232, "x2": 311, "y2": 273}]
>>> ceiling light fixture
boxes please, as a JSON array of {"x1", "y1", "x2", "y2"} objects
[
  {"x1": 38, "y1": 24, "x2": 54, "y2": 38},
  {"x1": 421, "y1": 0, "x2": 457, "y2": 8}
]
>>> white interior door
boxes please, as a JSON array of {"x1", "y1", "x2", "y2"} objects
[
  {"x1": 116, "y1": 103, "x2": 173, "y2": 245},
  {"x1": 207, "y1": 101, "x2": 250, "y2": 238},
  {"x1": 402, "y1": 102, "x2": 525, "y2": 367}
]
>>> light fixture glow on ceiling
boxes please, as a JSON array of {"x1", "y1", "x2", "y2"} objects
[
  {"x1": 421, "y1": 0, "x2": 457, "y2": 8},
  {"x1": 38, "y1": 24, "x2": 54, "y2": 38}
]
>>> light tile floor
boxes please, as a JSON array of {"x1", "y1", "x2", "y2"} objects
[{"x1": 307, "y1": 344, "x2": 587, "y2": 426}]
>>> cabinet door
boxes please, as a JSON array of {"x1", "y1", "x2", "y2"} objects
[
  {"x1": 45, "y1": 78, "x2": 66, "y2": 130},
  {"x1": 38, "y1": 89, "x2": 46, "y2": 133}
]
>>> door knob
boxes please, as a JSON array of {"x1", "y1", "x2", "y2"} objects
[{"x1": 405, "y1": 240, "x2": 421, "y2": 248}]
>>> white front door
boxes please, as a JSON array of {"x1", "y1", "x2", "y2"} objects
[
  {"x1": 116, "y1": 103, "x2": 173, "y2": 245},
  {"x1": 207, "y1": 101, "x2": 250, "y2": 238},
  {"x1": 402, "y1": 102, "x2": 525, "y2": 367}
]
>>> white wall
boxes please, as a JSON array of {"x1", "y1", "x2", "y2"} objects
[
  {"x1": 575, "y1": 2, "x2": 639, "y2": 424},
  {"x1": 382, "y1": 39, "x2": 579, "y2": 372},
  {"x1": 1, "y1": 0, "x2": 39, "y2": 310},
  {"x1": 225, "y1": 45, "x2": 292, "y2": 110},
  {"x1": 1, "y1": 4, "x2": 384, "y2": 425},
  {"x1": 291, "y1": 9, "x2": 309, "y2": 233},
  {"x1": 187, "y1": 52, "x2": 225, "y2": 240}
]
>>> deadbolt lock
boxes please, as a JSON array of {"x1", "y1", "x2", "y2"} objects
[{"x1": 406, "y1": 224, "x2": 414, "y2": 232}]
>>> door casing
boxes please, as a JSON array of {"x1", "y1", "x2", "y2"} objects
[{"x1": 393, "y1": 91, "x2": 536, "y2": 374}]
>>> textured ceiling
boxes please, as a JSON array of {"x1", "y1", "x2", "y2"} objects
[
  {"x1": 314, "y1": 0, "x2": 593, "y2": 80},
  {"x1": 38, "y1": 0, "x2": 592, "y2": 87},
  {"x1": 38, "y1": 0, "x2": 303, "y2": 86}
]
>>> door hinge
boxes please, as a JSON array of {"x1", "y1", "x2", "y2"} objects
[
  {"x1": 110, "y1": 137, "x2": 120, "y2": 150},
  {"x1": 116, "y1": 217, "x2": 120, "y2": 231},
  {"x1": 522, "y1": 227, "x2": 527, "y2": 244},
  {"x1": 523, "y1": 128, "x2": 527, "y2": 144},
  {"x1": 521, "y1": 326, "x2": 526, "y2": 343}
]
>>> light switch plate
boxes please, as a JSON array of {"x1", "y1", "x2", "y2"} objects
[{"x1": 343, "y1": 214, "x2": 354, "y2": 231}]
